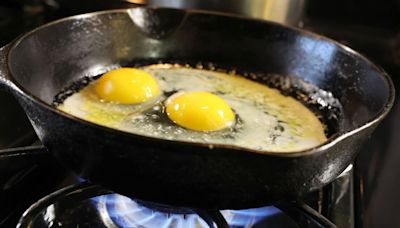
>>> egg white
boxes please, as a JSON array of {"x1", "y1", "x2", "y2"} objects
[{"x1": 58, "y1": 64, "x2": 327, "y2": 152}]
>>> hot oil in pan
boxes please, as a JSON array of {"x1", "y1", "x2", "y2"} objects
[{"x1": 53, "y1": 62, "x2": 343, "y2": 153}]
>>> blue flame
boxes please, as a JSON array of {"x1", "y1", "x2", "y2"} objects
[
  {"x1": 92, "y1": 194, "x2": 281, "y2": 227},
  {"x1": 221, "y1": 207, "x2": 281, "y2": 227}
]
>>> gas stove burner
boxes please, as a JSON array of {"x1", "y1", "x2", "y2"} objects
[
  {"x1": 92, "y1": 194, "x2": 281, "y2": 228},
  {"x1": 17, "y1": 182, "x2": 337, "y2": 228},
  {"x1": 93, "y1": 194, "x2": 211, "y2": 227}
]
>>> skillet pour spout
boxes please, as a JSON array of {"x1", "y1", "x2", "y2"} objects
[{"x1": 0, "y1": 7, "x2": 394, "y2": 209}]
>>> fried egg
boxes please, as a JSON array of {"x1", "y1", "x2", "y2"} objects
[
  {"x1": 57, "y1": 64, "x2": 327, "y2": 152},
  {"x1": 165, "y1": 91, "x2": 235, "y2": 132},
  {"x1": 95, "y1": 67, "x2": 160, "y2": 104}
]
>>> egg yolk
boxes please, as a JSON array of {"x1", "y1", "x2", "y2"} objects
[
  {"x1": 165, "y1": 92, "x2": 235, "y2": 132},
  {"x1": 95, "y1": 68, "x2": 159, "y2": 104}
]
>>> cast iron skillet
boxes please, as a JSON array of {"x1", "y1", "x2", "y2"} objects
[{"x1": 0, "y1": 7, "x2": 395, "y2": 209}]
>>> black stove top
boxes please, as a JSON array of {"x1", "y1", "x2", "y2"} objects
[
  {"x1": 2, "y1": 146, "x2": 345, "y2": 228},
  {"x1": 16, "y1": 183, "x2": 321, "y2": 228},
  {"x1": 0, "y1": 1, "x2": 399, "y2": 227}
]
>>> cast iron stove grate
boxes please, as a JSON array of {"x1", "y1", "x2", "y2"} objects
[{"x1": 17, "y1": 182, "x2": 337, "y2": 228}]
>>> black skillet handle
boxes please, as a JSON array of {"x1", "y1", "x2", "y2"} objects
[{"x1": 0, "y1": 44, "x2": 18, "y2": 93}]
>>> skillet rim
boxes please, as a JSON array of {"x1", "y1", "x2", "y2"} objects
[{"x1": 5, "y1": 7, "x2": 396, "y2": 158}]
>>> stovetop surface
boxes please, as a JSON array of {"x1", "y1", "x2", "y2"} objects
[
  {"x1": 16, "y1": 182, "x2": 309, "y2": 228},
  {"x1": 0, "y1": 1, "x2": 399, "y2": 227}
]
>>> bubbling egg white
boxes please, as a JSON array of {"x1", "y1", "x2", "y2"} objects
[{"x1": 57, "y1": 64, "x2": 327, "y2": 152}]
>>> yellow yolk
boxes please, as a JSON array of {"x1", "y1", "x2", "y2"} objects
[
  {"x1": 165, "y1": 92, "x2": 235, "y2": 132},
  {"x1": 95, "y1": 68, "x2": 159, "y2": 104}
]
